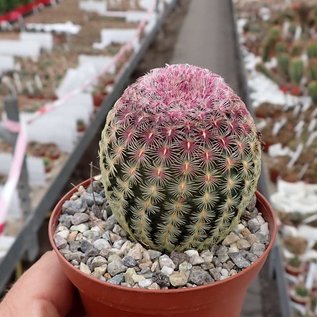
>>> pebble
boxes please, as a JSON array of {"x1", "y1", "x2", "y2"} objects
[
  {"x1": 80, "y1": 240, "x2": 94, "y2": 253},
  {"x1": 93, "y1": 239, "x2": 111, "y2": 251},
  {"x1": 148, "y1": 250, "x2": 162, "y2": 260},
  {"x1": 170, "y1": 252, "x2": 190, "y2": 269},
  {"x1": 125, "y1": 268, "x2": 137, "y2": 285},
  {"x1": 71, "y1": 213, "x2": 89, "y2": 225},
  {"x1": 245, "y1": 233, "x2": 258, "y2": 245},
  {"x1": 189, "y1": 267, "x2": 213, "y2": 285},
  {"x1": 237, "y1": 239, "x2": 251, "y2": 250},
  {"x1": 229, "y1": 253, "x2": 251, "y2": 269},
  {"x1": 64, "y1": 251, "x2": 84, "y2": 262},
  {"x1": 209, "y1": 268, "x2": 222, "y2": 281},
  {"x1": 216, "y1": 246, "x2": 229, "y2": 263},
  {"x1": 138, "y1": 279, "x2": 153, "y2": 288},
  {"x1": 259, "y1": 223, "x2": 269, "y2": 236},
  {"x1": 54, "y1": 235, "x2": 67, "y2": 249},
  {"x1": 80, "y1": 262, "x2": 91, "y2": 275},
  {"x1": 148, "y1": 283, "x2": 160, "y2": 290},
  {"x1": 247, "y1": 218, "x2": 261, "y2": 233},
  {"x1": 62, "y1": 199, "x2": 86, "y2": 215},
  {"x1": 71, "y1": 224, "x2": 89, "y2": 233},
  {"x1": 83, "y1": 230, "x2": 100, "y2": 241},
  {"x1": 91, "y1": 256, "x2": 107, "y2": 270},
  {"x1": 68, "y1": 231, "x2": 78, "y2": 241},
  {"x1": 110, "y1": 232, "x2": 121, "y2": 243},
  {"x1": 250, "y1": 243, "x2": 265, "y2": 257},
  {"x1": 59, "y1": 214, "x2": 73, "y2": 228},
  {"x1": 113, "y1": 224, "x2": 127, "y2": 237},
  {"x1": 108, "y1": 273, "x2": 124, "y2": 285},
  {"x1": 159, "y1": 255, "x2": 176, "y2": 270},
  {"x1": 107, "y1": 259, "x2": 127, "y2": 276},
  {"x1": 104, "y1": 216, "x2": 117, "y2": 232},
  {"x1": 56, "y1": 229, "x2": 69, "y2": 240},
  {"x1": 201, "y1": 250, "x2": 213, "y2": 263},
  {"x1": 184, "y1": 250, "x2": 204, "y2": 265},
  {"x1": 169, "y1": 271, "x2": 189, "y2": 287},
  {"x1": 127, "y1": 244, "x2": 144, "y2": 260},
  {"x1": 122, "y1": 255, "x2": 137, "y2": 268},
  {"x1": 222, "y1": 232, "x2": 240, "y2": 246},
  {"x1": 161, "y1": 266, "x2": 174, "y2": 276},
  {"x1": 84, "y1": 192, "x2": 104, "y2": 206},
  {"x1": 94, "y1": 264, "x2": 108, "y2": 276},
  {"x1": 56, "y1": 181, "x2": 270, "y2": 290},
  {"x1": 151, "y1": 260, "x2": 159, "y2": 272},
  {"x1": 152, "y1": 272, "x2": 170, "y2": 287}
]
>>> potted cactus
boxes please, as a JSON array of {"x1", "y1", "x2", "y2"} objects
[{"x1": 49, "y1": 65, "x2": 277, "y2": 317}]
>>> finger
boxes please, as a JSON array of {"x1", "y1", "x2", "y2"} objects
[{"x1": 0, "y1": 251, "x2": 74, "y2": 317}]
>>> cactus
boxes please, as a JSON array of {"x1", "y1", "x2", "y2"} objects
[
  {"x1": 277, "y1": 53, "x2": 290, "y2": 79},
  {"x1": 261, "y1": 27, "x2": 281, "y2": 62},
  {"x1": 308, "y1": 81, "x2": 317, "y2": 103},
  {"x1": 307, "y1": 42, "x2": 317, "y2": 59},
  {"x1": 99, "y1": 64, "x2": 262, "y2": 252},
  {"x1": 307, "y1": 59, "x2": 317, "y2": 81},
  {"x1": 275, "y1": 42, "x2": 288, "y2": 54},
  {"x1": 289, "y1": 58, "x2": 304, "y2": 85},
  {"x1": 291, "y1": 43, "x2": 303, "y2": 57}
]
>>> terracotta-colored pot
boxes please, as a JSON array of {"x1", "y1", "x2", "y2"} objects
[{"x1": 49, "y1": 180, "x2": 277, "y2": 317}]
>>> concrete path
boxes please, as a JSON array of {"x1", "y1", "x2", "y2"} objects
[
  {"x1": 171, "y1": 1, "x2": 262, "y2": 316},
  {"x1": 170, "y1": 0, "x2": 240, "y2": 92}
]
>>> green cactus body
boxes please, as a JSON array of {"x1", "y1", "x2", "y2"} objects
[
  {"x1": 291, "y1": 43, "x2": 303, "y2": 57},
  {"x1": 99, "y1": 65, "x2": 261, "y2": 252},
  {"x1": 275, "y1": 42, "x2": 288, "y2": 54},
  {"x1": 277, "y1": 53, "x2": 290, "y2": 79},
  {"x1": 308, "y1": 59, "x2": 317, "y2": 81},
  {"x1": 307, "y1": 42, "x2": 317, "y2": 59},
  {"x1": 289, "y1": 58, "x2": 304, "y2": 85},
  {"x1": 308, "y1": 81, "x2": 317, "y2": 103}
]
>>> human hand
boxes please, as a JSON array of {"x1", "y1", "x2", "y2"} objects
[{"x1": 0, "y1": 251, "x2": 83, "y2": 317}]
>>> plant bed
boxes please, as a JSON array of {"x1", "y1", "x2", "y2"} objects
[{"x1": 49, "y1": 65, "x2": 277, "y2": 317}]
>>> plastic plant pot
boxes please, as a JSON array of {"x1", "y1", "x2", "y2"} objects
[{"x1": 49, "y1": 179, "x2": 277, "y2": 317}]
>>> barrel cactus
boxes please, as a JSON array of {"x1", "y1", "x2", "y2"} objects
[
  {"x1": 99, "y1": 64, "x2": 261, "y2": 252},
  {"x1": 289, "y1": 58, "x2": 304, "y2": 85}
]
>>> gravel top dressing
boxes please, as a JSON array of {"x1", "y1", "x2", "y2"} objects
[{"x1": 54, "y1": 179, "x2": 270, "y2": 290}]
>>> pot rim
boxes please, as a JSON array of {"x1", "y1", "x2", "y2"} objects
[{"x1": 49, "y1": 178, "x2": 277, "y2": 294}]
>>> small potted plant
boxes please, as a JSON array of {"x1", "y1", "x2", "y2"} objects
[
  {"x1": 76, "y1": 119, "x2": 86, "y2": 133},
  {"x1": 285, "y1": 256, "x2": 306, "y2": 276},
  {"x1": 49, "y1": 65, "x2": 277, "y2": 317},
  {"x1": 290, "y1": 285, "x2": 310, "y2": 306},
  {"x1": 43, "y1": 156, "x2": 53, "y2": 174},
  {"x1": 45, "y1": 143, "x2": 61, "y2": 160}
]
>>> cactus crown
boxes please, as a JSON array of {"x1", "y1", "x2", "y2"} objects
[{"x1": 99, "y1": 64, "x2": 261, "y2": 252}]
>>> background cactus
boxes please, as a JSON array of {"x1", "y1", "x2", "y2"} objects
[
  {"x1": 99, "y1": 64, "x2": 262, "y2": 252},
  {"x1": 307, "y1": 42, "x2": 317, "y2": 59},
  {"x1": 308, "y1": 59, "x2": 317, "y2": 81},
  {"x1": 308, "y1": 81, "x2": 317, "y2": 103},
  {"x1": 277, "y1": 53, "x2": 290, "y2": 80},
  {"x1": 289, "y1": 58, "x2": 304, "y2": 85}
]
